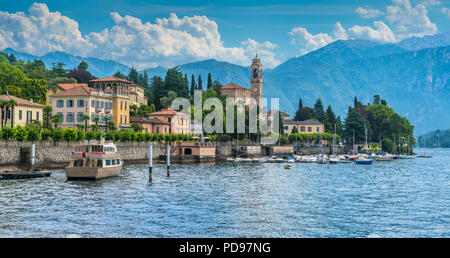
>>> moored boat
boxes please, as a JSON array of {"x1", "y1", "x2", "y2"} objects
[
  {"x1": 354, "y1": 158, "x2": 373, "y2": 165},
  {"x1": 65, "y1": 142, "x2": 123, "y2": 180},
  {"x1": 417, "y1": 153, "x2": 432, "y2": 158}
]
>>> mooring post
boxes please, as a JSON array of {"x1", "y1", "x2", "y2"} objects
[
  {"x1": 31, "y1": 143, "x2": 35, "y2": 172},
  {"x1": 167, "y1": 143, "x2": 170, "y2": 177},
  {"x1": 149, "y1": 143, "x2": 153, "y2": 182}
]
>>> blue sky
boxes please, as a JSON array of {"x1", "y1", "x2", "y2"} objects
[{"x1": 1, "y1": 0, "x2": 449, "y2": 69}]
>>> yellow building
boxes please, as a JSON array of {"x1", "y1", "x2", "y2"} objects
[
  {"x1": 0, "y1": 95, "x2": 44, "y2": 128},
  {"x1": 282, "y1": 119, "x2": 324, "y2": 138},
  {"x1": 129, "y1": 83, "x2": 148, "y2": 107},
  {"x1": 88, "y1": 77, "x2": 131, "y2": 128}
]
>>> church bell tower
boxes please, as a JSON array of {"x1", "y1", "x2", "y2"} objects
[{"x1": 250, "y1": 54, "x2": 263, "y2": 104}]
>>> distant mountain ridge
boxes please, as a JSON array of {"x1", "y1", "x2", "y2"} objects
[
  {"x1": 2, "y1": 31, "x2": 450, "y2": 134},
  {"x1": 2, "y1": 48, "x2": 130, "y2": 78}
]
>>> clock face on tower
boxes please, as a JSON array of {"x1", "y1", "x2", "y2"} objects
[{"x1": 252, "y1": 87, "x2": 258, "y2": 93}]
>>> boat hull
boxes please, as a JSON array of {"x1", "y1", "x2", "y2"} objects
[{"x1": 65, "y1": 165, "x2": 122, "y2": 180}]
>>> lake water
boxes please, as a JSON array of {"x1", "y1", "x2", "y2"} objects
[{"x1": 0, "y1": 148, "x2": 448, "y2": 238}]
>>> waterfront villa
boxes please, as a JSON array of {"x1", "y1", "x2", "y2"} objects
[
  {"x1": 46, "y1": 83, "x2": 87, "y2": 105},
  {"x1": 282, "y1": 119, "x2": 324, "y2": 137},
  {"x1": 87, "y1": 76, "x2": 131, "y2": 128},
  {"x1": 266, "y1": 110, "x2": 290, "y2": 124},
  {"x1": 129, "y1": 83, "x2": 148, "y2": 107},
  {"x1": 50, "y1": 86, "x2": 113, "y2": 128},
  {"x1": 0, "y1": 94, "x2": 44, "y2": 128},
  {"x1": 129, "y1": 116, "x2": 171, "y2": 134},
  {"x1": 148, "y1": 106, "x2": 191, "y2": 134}
]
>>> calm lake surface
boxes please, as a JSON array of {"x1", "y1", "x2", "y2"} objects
[{"x1": 0, "y1": 148, "x2": 448, "y2": 238}]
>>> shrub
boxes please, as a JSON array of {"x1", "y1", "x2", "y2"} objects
[
  {"x1": 41, "y1": 129, "x2": 52, "y2": 141},
  {"x1": 1, "y1": 126, "x2": 14, "y2": 143},
  {"x1": 63, "y1": 128, "x2": 77, "y2": 143},
  {"x1": 27, "y1": 126, "x2": 40, "y2": 142},
  {"x1": 13, "y1": 125, "x2": 28, "y2": 142},
  {"x1": 76, "y1": 129, "x2": 85, "y2": 141},
  {"x1": 52, "y1": 128, "x2": 64, "y2": 142}
]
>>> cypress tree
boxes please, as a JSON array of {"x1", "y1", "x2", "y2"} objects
[
  {"x1": 207, "y1": 73, "x2": 213, "y2": 89},
  {"x1": 190, "y1": 75, "x2": 196, "y2": 96},
  {"x1": 313, "y1": 98, "x2": 325, "y2": 122},
  {"x1": 298, "y1": 98, "x2": 303, "y2": 110},
  {"x1": 198, "y1": 75, "x2": 203, "y2": 91}
]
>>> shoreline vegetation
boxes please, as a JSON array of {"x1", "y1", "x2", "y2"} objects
[{"x1": 1, "y1": 52, "x2": 415, "y2": 155}]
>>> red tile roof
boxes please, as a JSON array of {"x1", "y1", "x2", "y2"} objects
[
  {"x1": 149, "y1": 109, "x2": 178, "y2": 116},
  {"x1": 221, "y1": 83, "x2": 250, "y2": 91},
  {"x1": 0, "y1": 95, "x2": 45, "y2": 108},
  {"x1": 56, "y1": 83, "x2": 87, "y2": 91},
  {"x1": 50, "y1": 85, "x2": 108, "y2": 98},
  {"x1": 130, "y1": 116, "x2": 170, "y2": 125},
  {"x1": 89, "y1": 76, "x2": 132, "y2": 83}
]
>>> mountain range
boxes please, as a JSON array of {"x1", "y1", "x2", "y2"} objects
[{"x1": 2, "y1": 31, "x2": 450, "y2": 135}]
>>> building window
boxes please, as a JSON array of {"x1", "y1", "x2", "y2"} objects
[
  {"x1": 120, "y1": 101, "x2": 122, "y2": 110},
  {"x1": 91, "y1": 100, "x2": 95, "y2": 107},
  {"x1": 317, "y1": 127, "x2": 320, "y2": 132},
  {"x1": 57, "y1": 100, "x2": 64, "y2": 108},
  {"x1": 300, "y1": 126, "x2": 305, "y2": 132},
  {"x1": 58, "y1": 112, "x2": 64, "y2": 122},
  {"x1": 67, "y1": 99, "x2": 74, "y2": 107},
  {"x1": 49, "y1": 97, "x2": 53, "y2": 104},
  {"x1": 77, "y1": 99, "x2": 85, "y2": 107},
  {"x1": 91, "y1": 112, "x2": 95, "y2": 122},
  {"x1": 67, "y1": 113, "x2": 74, "y2": 122},
  {"x1": 120, "y1": 115, "x2": 123, "y2": 124},
  {"x1": 36, "y1": 112, "x2": 39, "y2": 121},
  {"x1": 77, "y1": 113, "x2": 84, "y2": 122},
  {"x1": 19, "y1": 110, "x2": 22, "y2": 120},
  {"x1": 26, "y1": 111, "x2": 32, "y2": 123},
  {"x1": 96, "y1": 101, "x2": 99, "y2": 108},
  {"x1": 125, "y1": 102, "x2": 127, "y2": 111},
  {"x1": 284, "y1": 126, "x2": 288, "y2": 130},
  {"x1": 308, "y1": 127, "x2": 312, "y2": 132}
]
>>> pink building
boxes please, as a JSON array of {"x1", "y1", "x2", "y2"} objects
[{"x1": 50, "y1": 85, "x2": 113, "y2": 128}]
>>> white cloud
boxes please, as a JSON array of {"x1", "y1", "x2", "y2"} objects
[
  {"x1": 0, "y1": 3, "x2": 93, "y2": 56},
  {"x1": 423, "y1": 0, "x2": 441, "y2": 6},
  {"x1": 289, "y1": 21, "x2": 396, "y2": 55},
  {"x1": 355, "y1": 7, "x2": 384, "y2": 19},
  {"x1": 288, "y1": 27, "x2": 334, "y2": 55},
  {"x1": 385, "y1": 0, "x2": 437, "y2": 39},
  {"x1": 0, "y1": 3, "x2": 282, "y2": 69},
  {"x1": 348, "y1": 21, "x2": 397, "y2": 43},
  {"x1": 442, "y1": 7, "x2": 450, "y2": 18}
]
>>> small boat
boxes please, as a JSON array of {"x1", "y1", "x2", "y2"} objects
[
  {"x1": 375, "y1": 156, "x2": 393, "y2": 161},
  {"x1": 317, "y1": 157, "x2": 328, "y2": 164},
  {"x1": 234, "y1": 158, "x2": 243, "y2": 163},
  {"x1": 259, "y1": 158, "x2": 268, "y2": 163},
  {"x1": 243, "y1": 158, "x2": 253, "y2": 163},
  {"x1": 354, "y1": 158, "x2": 373, "y2": 165},
  {"x1": 417, "y1": 153, "x2": 432, "y2": 158},
  {"x1": 287, "y1": 159, "x2": 295, "y2": 163},
  {"x1": 284, "y1": 165, "x2": 292, "y2": 169},
  {"x1": 399, "y1": 155, "x2": 416, "y2": 159},
  {"x1": 392, "y1": 155, "x2": 399, "y2": 160},
  {"x1": 65, "y1": 142, "x2": 123, "y2": 180},
  {"x1": 227, "y1": 157, "x2": 234, "y2": 162},
  {"x1": 275, "y1": 158, "x2": 284, "y2": 163},
  {"x1": 252, "y1": 158, "x2": 260, "y2": 162},
  {"x1": 329, "y1": 157, "x2": 339, "y2": 164},
  {"x1": 339, "y1": 159, "x2": 353, "y2": 164},
  {"x1": 307, "y1": 156, "x2": 318, "y2": 163}
]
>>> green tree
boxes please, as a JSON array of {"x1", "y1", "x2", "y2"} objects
[
  {"x1": 197, "y1": 75, "x2": 203, "y2": 91},
  {"x1": 63, "y1": 127, "x2": 77, "y2": 144},
  {"x1": 119, "y1": 129, "x2": 133, "y2": 142},
  {"x1": 381, "y1": 138, "x2": 394, "y2": 153},
  {"x1": 130, "y1": 123, "x2": 144, "y2": 132},
  {"x1": 313, "y1": 98, "x2": 325, "y2": 122},
  {"x1": 52, "y1": 128, "x2": 64, "y2": 143},
  {"x1": 51, "y1": 115, "x2": 61, "y2": 128},
  {"x1": 82, "y1": 115, "x2": 90, "y2": 133},
  {"x1": 324, "y1": 105, "x2": 336, "y2": 133},
  {"x1": 13, "y1": 125, "x2": 28, "y2": 142},
  {"x1": 76, "y1": 129, "x2": 85, "y2": 142},
  {"x1": 128, "y1": 67, "x2": 139, "y2": 84},
  {"x1": 1, "y1": 126, "x2": 14, "y2": 144},
  {"x1": 344, "y1": 108, "x2": 371, "y2": 143},
  {"x1": 26, "y1": 126, "x2": 40, "y2": 142},
  {"x1": 77, "y1": 61, "x2": 89, "y2": 70},
  {"x1": 190, "y1": 74, "x2": 196, "y2": 96},
  {"x1": 207, "y1": 73, "x2": 213, "y2": 89},
  {"x1": 373, "y1": 94, "x2": 381, "y2": 105},
  {"x1": 41, "y1": 128, "x2": 52, "y2": 141},
  {"x1": 160, "y1": 91, "x2": 177, "y2": 109}
]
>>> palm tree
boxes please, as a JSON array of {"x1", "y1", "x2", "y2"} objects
[
  {"x1": 0, "y1": 99, "x2": 6, "y2": 127},
  {"x1": 103, "y1": 116, "x2": 110, "y2": 131},
  {"x1": 94, "y1": 117, "x2": 99, "y2": 128},
  {"x1": 82, "y1": 115, "x2": 90, "y2": 133},
  {"x1": 51, "y1": 115, "x2": 61, "y2": 128},
  {"x1": 8, "y1": 99, "x2": 17, "y2": 127},
  {"x1": 43, "y1": 106, "x2": 52, "y2": 129}
]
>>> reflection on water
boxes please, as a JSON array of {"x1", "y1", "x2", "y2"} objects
[{"x1": 0, "y1": 148, "x2": 449, "y2": 238}]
